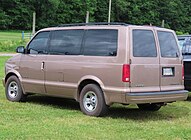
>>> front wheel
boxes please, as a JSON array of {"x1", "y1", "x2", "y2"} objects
[
  {"x1": 5, "y1": 76, "x2": 27, "y2": 102},
  {"x1": 137, "y1": 103, "x2": 162, "y2": 111},
  {"x1": 79, "y1": 84, "x2": 108, "y2": 117}
]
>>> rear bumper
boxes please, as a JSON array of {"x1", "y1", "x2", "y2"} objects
[{"x1": 126, "y1": 90, "x2": 188, "y2": 104}]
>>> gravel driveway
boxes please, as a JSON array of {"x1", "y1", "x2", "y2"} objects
[{"x1": 0, "y1": 53, "x2": 17, "y2": 56}]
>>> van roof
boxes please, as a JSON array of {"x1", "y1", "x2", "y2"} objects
[
  {"x1": 39, "y1": 22, "x2": 171, "y2": 32},
  {"x1": 58, "y1": 22, "x2": 129, "y2": 27}
]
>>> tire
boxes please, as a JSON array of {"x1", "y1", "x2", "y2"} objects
[
  {"x1": 5, "y1": 76, "x2": 27, "y2": 102},
  {"x1": 79, "y1": 84, "x2": 108, "y2": 117},
  {"x1": 137, "y1": 103, "x2": 161, "y2": 111}
]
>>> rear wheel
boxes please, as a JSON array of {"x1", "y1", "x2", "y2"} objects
[
  {"x1": 137, "y1": 103, "x2": 161, "y2": 111},
  {"x1": 5, "y1": 76, "x2": 27, "y2": 102},
  {"x1": 79, "y1": 84, "x2": 108, "y2": 117}
]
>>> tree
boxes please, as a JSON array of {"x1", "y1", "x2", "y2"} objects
[{"x1": 0, "y1": 0, "x2": 190, "y2": 33}]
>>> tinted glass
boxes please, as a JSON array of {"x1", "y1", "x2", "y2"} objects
[
  {"x1": 158, "y1": 31, "x2": 179, "y2": 57},
  {"x1": 133, "y1": 30, "x2": 157, "y2": 57},
  {"x1": 28, "y1": 32, "x2": 50, "y2": 54},
  {"x1": 49, "y1": 30, "x2": 83, "y2": 55},
  {"x1": 182, "y1": 38, "x2": 191, "y2": 55},
  {"x1": 83, "y1": 29, "x2": 118, "y2": 56},
  {"x1": 178, "y1": 39, "x2": 185, "y2": 50}
]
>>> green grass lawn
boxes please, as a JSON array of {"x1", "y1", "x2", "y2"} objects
[
  {"x1": 0, "y1": 56, "x2": 191, "y2": 140},
  {"x1": 0, "y1": 31, "x2": 22, "y2": 41},
  {"x1": 0, "y1": 31, "x2": 29, "y2": 52}
]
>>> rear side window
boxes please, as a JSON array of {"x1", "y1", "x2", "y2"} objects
[
  {"x1": 133, "y1": 30, "x2": 157, "y2": 57},
  {"x1": 157, "y1": 31, "x2": 179, "y2": 57},
  {"x1": 28, "y1": 32, "x2": 50, "y2": 54},
  {"x1": 83, "y1": 29, "x2": 118, "y2": 56},
  {"x1": 49, "y1": 30, "x2": 84, "y2": 55}
]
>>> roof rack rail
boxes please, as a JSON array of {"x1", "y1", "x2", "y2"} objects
[{"x1": 57, "y1": 22, "x2": 129, "y2": 27}]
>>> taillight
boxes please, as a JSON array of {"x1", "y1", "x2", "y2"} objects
[
  {"x1": 182, "y1": 65, "x2": 184, "y2": 80},
  {"x1": 122, "y1": 64, "x2": 130, "y2": 82}
]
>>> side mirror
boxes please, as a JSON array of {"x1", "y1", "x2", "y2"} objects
[{"x1": 16, "y1": 46, "x2": 25, "y2": 53}]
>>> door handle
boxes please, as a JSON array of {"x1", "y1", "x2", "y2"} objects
[{"x1": 41, "y1": 62, "x2": 45, "y2": 70}]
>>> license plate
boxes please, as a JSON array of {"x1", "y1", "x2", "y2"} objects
[{"x1": 163, "y1": 68, "x2": 174, "y2": 76}]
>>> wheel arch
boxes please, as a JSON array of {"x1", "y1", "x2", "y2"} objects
[
  {"x1": 5, "y1": 70, "x2": 26, "y2": 94},
  {"x1": 76, "y1": 76, "x2": 106, "y2": 102},
  {"x1": 5, "y1": 70, "x2": 22, "y2": 83}
]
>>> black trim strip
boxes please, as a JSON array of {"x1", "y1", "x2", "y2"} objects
[{"x1": 127, "y1": 90, "x2": 188, "y2": 96}]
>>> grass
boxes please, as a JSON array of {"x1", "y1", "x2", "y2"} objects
[
  {"x1": 0, "y1": 31, "x2": 30, "y2": 52},
  {"x1": 0, "y1": 56, "x2": 191, "y2": 139},
  {"x1": 0, "y1": 32, "x2": 22, "y2": 41}
]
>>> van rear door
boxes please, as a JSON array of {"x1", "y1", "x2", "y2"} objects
[
  {"x1": 130, "y1": 28, "x2": 160, "y2": 92},
  {"x1": 157, "y1": 30, "x2": 184, "y2": 91}
]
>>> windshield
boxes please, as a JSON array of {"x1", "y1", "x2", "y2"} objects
[
  {"x1": 178, "y1": 37, "x2": 191, "y2": 55},
  {"x1": 178, "y1": 39, "x2": 185, "y2": 50}
]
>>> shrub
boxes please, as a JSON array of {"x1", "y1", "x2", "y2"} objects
[{"x1": 0, "y1": 39, "x2": 29, "y2": 52}]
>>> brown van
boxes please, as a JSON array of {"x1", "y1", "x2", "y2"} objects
[{"x1": 2, "y1": 23, "x2": 188, "y2": 116}]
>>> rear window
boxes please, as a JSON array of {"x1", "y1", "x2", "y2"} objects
[
  {"x1": 157, "y1": 31, "x2": 179, "y2": 57},
  {"x1": 83, "y1": 29, "x2": 118, "y2": 56},
  {"x1": 133, "y1": 30, "x2": 157, "y2": 57}
]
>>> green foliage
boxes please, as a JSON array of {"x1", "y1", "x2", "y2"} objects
[
  {"x1": 0, "y1": 39, "x2": 28, "y2": 52},
  {"x1": 0, "y1": 0, "x2": 191, "y2": 33},
  {"x1": 0, "y1": 10, "x2": 11, "y2": 29},
  {"x1": 176, "y1": 31, "x2": 189, "y2": 35}
]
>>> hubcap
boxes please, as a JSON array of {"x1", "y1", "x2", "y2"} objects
[
  {"x1": 8, "y1": 81, "x2": 18, "y2": 98},
  {"x1": 83, "y1": 91, "x2": 97, "y2": 112}
]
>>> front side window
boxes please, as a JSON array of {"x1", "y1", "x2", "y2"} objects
[
  {"x1": 157, "y1": 31, "x2": 179, "y2": 57},
  {"x1": 83, "y1": 29, "x2": 118, "y2": 56},
  {"x1": 49, "y1": 30, "x2": 84, "y2": 55},
  {"x1": 133, "y1": 30, "x2": 157, "y2": 57},
  {"x1": 28, "y1": 32, "x2": 50, "y2": 54}
]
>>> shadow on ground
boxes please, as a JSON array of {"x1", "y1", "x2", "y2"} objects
[
  {"x1": 107, "y1": 106, "x2": 181, "y2": 121},
  {"x1": 27, "y1": 95, "x2": 80, "y2": 111},
  {"x1": 186, "y1": 94, "x2": 191, "y2": 101},
  {"x1": 26, "y1": 95, "x2": 189, "y2": 121}
]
